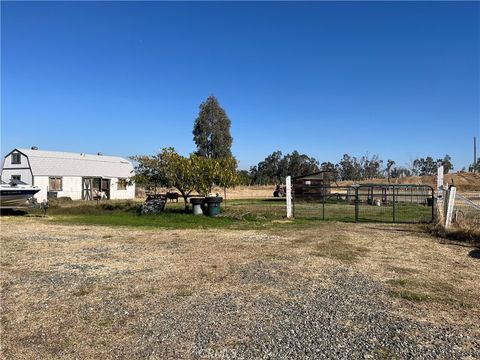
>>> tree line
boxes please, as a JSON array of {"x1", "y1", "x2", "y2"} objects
[
  {"x1": 131, "y1": 94, "x2": 477, "y2": 197},
  {"x1": 239, "y1": 151, "x2": 458, "y2": 185}
]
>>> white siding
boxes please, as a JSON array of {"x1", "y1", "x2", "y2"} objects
[
  {"x1": 53, "y1": 177, "x2": 83, "y2": 200},
  {"x1": 33, "y1": 176, "x2": 135, "y2": 202},
  {"x1": 2, "y1": 150, "x2": 29, "y2": 168},
  {"x1": 110, "y1": 178, "x2": 135, "y2": 200},
  {"x1": 2, "y1": 148, "x2": 136, "y2": 202},
  {"x1": 1, "y1": 151, "x2": 33, "y2": 184},
  {"x1": 1, "y1": 168, "x2": 33, "y2": 185},
  {"x1": 33, "y1": 176, "x2": 49, "y2": 202}
]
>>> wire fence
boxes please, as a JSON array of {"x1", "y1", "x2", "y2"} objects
[
  {"x1": 453, "y1": 192, "x2": 480, "y2": 226},
  {"x1": 293, "y1": 184, "x2": 434, "y2": 223}
]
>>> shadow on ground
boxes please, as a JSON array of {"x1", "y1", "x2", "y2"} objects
[
  {"x1": 0, "y1": 209, "x2": 28, "y2": 216},
  {"x1": 468, "y1": 249, "x2": 480, "y2": 259}
]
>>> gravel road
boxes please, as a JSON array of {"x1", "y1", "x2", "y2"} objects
[{"x1": 131, "y1": 267, "x2": 479, "y2": 360}]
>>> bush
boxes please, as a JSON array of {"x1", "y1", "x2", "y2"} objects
[
  {"x1": 430, "y1": 219, "x2": 480, "y2": 244},
  {"x1": 49, "y1": 197, "x2": 73, "y2": 206}
]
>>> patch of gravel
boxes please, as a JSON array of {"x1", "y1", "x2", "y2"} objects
[
  {"x1": 133, "y1": 268, "x2": 479, "y2": 359},
  {"x1": 234, "y1": 260, "x2": 280, "y2": 286}
]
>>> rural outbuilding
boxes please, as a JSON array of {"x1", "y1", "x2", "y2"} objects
[
  {"x1": 1, "y1": 147, "x2": 135, "y2": 202},
  {"x1": 293, "y1": 171, "x2": 333, "y2": 198}
]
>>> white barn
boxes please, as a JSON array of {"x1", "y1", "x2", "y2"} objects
[{"x1": 1, "y1": 148, "x2": 135, "y2": 202}]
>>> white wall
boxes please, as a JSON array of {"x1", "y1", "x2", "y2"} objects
[
  {"x1": 1, "y1": 151, "x2": 33, "y2": 184},
  {"x1": 33, "y1": 176, "x2": 135, "y2": 202},
  {"x1": 1, "y1": 168, "x2": 33, "y2": 184},
  {"x1": 110, "y1": 178, "x2": 135, "y2": 200},
  {"x1": 33, "y1": 176, "x2": 49, "y2": 202}
]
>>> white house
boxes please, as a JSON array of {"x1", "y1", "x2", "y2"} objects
[{"x1": 1, "y1": 147, "x2": 135, "y2": 202}]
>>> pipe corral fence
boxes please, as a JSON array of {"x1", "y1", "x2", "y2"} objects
[{"x1": 292, "y1": 184, "x2": 435, "y2": 223}]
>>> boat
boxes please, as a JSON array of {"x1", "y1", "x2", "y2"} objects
[{"x1": 0, "y1": 180, "x2": 40, "y2": 208}]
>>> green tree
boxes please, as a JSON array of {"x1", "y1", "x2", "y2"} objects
[
  {"x1": 386, "y1": 159, "x2": 395, "y2": 183},
  {"x1": 469, "y1": 158, "x2": 480, "y2": 173},
  {"x1": 193, "y1": 95, "x2": 233, "y2": 159},
  {"x1": 338, "y1": 154, "x2": 362, "y2": 181},
  {"x1": 249, "y1": 150, "x2": 319, "y2": 185},
  {"x1": 236, "y1": 170, "x2": 251, "y2": 186},
  {"x1": 132, "y1": 149, "x2": 239, "y2": 209},
  {"x1": 360, "y1": 154, "x2": 383, "y2": 179},
  {"x1": 438, "y1": 155, "x2": 453, "y2": 174},
  {"x1": 132, "y1": 148, "x2": 196, "y2": 210}
]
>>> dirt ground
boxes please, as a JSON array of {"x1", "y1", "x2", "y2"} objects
[{"x1": 1, "y1": 217, "x2": 479, "y2": 359}]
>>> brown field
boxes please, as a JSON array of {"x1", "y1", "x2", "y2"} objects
[
  {"x1": 135, "y1": 172, "x2": 480, "y2": 201},
  {"x1": 1, "y1": 216, "x2": 479, "y2": 359},
  {"x1": 337, "y1": 172, "x2": 480, "y2": 191}
]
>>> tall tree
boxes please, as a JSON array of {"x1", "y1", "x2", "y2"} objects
[
  {"x1": 469, "y1": 158, "x2": 480, "y2": 173},
  {"x1": 249, "y1": 150, "x2": 319, "y2": 185},
  {"x1": 386, "y1": 159, "x2": 395, "y2": 183},
  {"x1": 438, "y1": 155, "x2": 453, "y2": 174},
  {"x1": 193, "y1": 95, "x2": 233, "y2": 159}
]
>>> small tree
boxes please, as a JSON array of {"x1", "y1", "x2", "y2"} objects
[
  {"x1": 132, "y1": 149, "x2": 239, "y2": 210},
  {"x1": 132, "y1": 148, "x2": 196, "y2": 210},
  {"x1": 192, "y1": 156, "x2": 238, "y2": 196}
]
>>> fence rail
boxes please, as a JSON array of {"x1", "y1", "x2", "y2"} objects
[
  {"x1": 292, "y1": 184, "x2": 434, "y2": 223},
  {"x1": 453, "y1": 192, "x2": 480, "y2": 224}
]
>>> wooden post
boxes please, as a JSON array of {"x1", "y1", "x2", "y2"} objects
[
  {"x1": 286, "y1": 176, "x2": 292, "y2": 219},
  {"x1": 437, "y1": 165, "x2": 444, "y2": 204},
  {"x1": 445, "y1": 186, "x2": 456, "y2": 228},
  {"x1": 474, "y1": 136, "x2": 477, "y2": 173}
]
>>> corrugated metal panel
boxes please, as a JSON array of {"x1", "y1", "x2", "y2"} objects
[{"x1": 17, "y1": 149, "x2": 134, "y2": 178}]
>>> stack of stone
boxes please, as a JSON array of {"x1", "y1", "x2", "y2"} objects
[{"x1": 141, "y1": 197, "x2": 166, "y2": 214}]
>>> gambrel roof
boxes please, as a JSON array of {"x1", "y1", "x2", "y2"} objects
[{"x1": 13, "y1": 148, "x2": 134, "y2": 178}]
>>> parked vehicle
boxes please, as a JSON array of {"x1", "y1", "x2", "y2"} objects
[
  {"x1": 273, "y1": 184, "x2": 286, "y2": 197},
  {"x1": 0, "y1": 180, "x2": 40, "y2": 209}
]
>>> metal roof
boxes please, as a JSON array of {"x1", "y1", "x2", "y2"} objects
[
  {"x1": 15, "y1": 148, "x2": 134, "y2": 178},
  {"x1": 292, "y1": 171, "x2": 332, "y2": 181}
]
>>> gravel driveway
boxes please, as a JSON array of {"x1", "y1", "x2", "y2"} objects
[
  {"x1": 1, "y1": 219, "x2": 479, "y2": 359},
  {"x1": 133, "y1": 267, "x2": 478, "y2": 360}
]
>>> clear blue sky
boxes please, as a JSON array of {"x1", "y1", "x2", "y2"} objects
[{"x1": 2, "y1": 1, "x2": 479, "y2": 170}]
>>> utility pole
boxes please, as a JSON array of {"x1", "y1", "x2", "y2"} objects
[{"x1": 474, "y1": 136, "x2": 477, "y2": 173}]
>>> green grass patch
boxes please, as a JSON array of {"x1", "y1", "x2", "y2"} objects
[
  {"x1": 390, "y1": 289, "x2": 429, "y2": 302},
  {"x1": 310, "y1": 240, "x2": 369, "y2": 263}
]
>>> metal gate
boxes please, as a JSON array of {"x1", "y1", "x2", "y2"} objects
[{"x1": 292, "y1": 184, "x2": 434, "y2": 223}]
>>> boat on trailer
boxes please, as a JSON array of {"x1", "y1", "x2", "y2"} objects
[{"x1": 0, "y1": 180, "x2": 40, "y2": 209}]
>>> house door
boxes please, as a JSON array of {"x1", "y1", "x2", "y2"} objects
[
  {"x1": 82, "y1": 178, "x2": 93, "y2": 200},
  {"x1": 101, "y1": 179, "x2": 110, "y2": 200}
]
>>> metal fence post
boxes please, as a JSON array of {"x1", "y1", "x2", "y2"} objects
[
  {"x1": 431, "y1": 188, "x2": 435, "y2": 223},
  {"x1": 355, "y1": 187, "x2": 359, "y2": 222},
  {"x1": 392, "y1": 185, "x2": 396, "y2": 223},
  {"x1": 322, "y1": 186, "x2": 325, "y2": 220},
  {"x1": 286, "y1": 176, "x2": 293, "y2": 219}
]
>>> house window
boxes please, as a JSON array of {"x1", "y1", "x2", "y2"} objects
[
  {"x1": 11, "y1": 175, "x2": 21, "y2": 181},
  {"x1": 12, "y1": 153, "x2": 21, "y2": 164},
  {"x1": 117, "y1": 179, "x2": 127, "y2": 190},
  {"x1": 49, "y1": 177, "x2": 62, "y2": 191}
]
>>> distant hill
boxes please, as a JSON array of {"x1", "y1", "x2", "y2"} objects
[{"x1": 337, "y1": 172, "x2": 480, "y2": 191}]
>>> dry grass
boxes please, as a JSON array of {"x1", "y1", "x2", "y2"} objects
[
  {"x1": 337, "y1": 172, "x2": 480, "y2": 191},
  {"x1": 1, "y1": 217, "x2": 479, "y2": 358},
  {"x1": 430, "y1": 218, "x2": 480, "y2": 244}
]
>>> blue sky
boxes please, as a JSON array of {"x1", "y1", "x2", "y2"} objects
[{"x1": 1, "y1": 1, "x2": 479, "y2": 170}]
